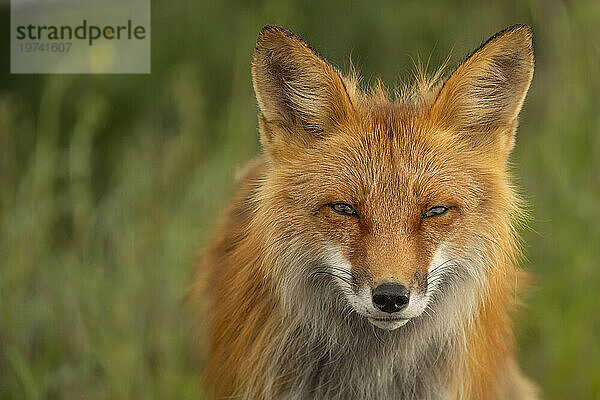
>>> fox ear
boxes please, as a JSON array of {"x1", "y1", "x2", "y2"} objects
[
  {"x1": 431, "y1": 25, "x2": 534, "y2": 155},
  {"x1": 252, "y1": 26, "x2": 354, "y2": 152}
]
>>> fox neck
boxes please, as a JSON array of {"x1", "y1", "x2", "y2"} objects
[{"x1": 257, "y1": 284, "x2": 466, "y2": 400}]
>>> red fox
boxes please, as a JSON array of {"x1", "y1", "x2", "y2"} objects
[{"x1": 192, "y1": 24, "x2": 538, "y2": 399}]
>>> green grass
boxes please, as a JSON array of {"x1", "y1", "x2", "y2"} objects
[{"x1": 1, "y1": 1, "x2": 599, "y2": 398}]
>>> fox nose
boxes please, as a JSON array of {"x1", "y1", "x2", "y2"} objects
[{"x1": 372, "y1": 283, "x2": 410, "y2": 314}]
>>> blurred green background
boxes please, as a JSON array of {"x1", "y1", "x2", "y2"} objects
[{"x1": 1, "y1": 0, "x2": 599, "y2": 398}]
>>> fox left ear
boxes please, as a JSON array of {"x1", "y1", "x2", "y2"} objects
[{"x1": 431, "y1": 25, "x2": 534, "y2": 156}]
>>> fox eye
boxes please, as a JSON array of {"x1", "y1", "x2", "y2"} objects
[
  {"x1": 330, "y1": 203, "x2": 359, "y2": 218},
  {"x1": 422, "y1": 206, "x2": 450, "y2": 219}
]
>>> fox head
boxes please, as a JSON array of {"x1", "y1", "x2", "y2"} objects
[{"x1": 250, "y1": 25, "x2": 533, "y2": 331}]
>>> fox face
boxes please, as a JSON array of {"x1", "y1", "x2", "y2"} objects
[{"x1": 251, "y1": 26, "x2": 533, "y2": 331}]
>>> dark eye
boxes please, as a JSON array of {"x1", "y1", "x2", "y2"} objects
[
  {"x1": 330, "y1": 203, "x2": 359, "y2": 218},
  {"x1": 422, "y1": 206, "x2": 450, "y2": 219}
]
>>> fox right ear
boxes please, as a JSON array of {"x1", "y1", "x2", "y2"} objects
[{"x1": 251, "y1": 26, "x2": 354, "y2": 155}]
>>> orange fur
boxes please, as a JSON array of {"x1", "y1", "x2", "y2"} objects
[{"x1": 191, "y1": 25, "x2": 537, "y2": 399}]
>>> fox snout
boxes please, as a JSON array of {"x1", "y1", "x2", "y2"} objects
[{"x1": 372, "y1": 283, "x2": 410, "y2": 314}]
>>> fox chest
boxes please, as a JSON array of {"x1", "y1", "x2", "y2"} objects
[{"x1": 272, "y1": 338, "x2": 451, "y2": 400}]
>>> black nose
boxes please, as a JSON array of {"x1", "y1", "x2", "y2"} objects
[{"x1": 372, "y1": 283, "x2": 410, "y2": 314}]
